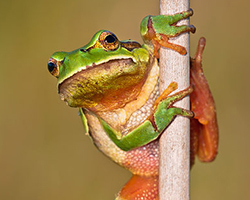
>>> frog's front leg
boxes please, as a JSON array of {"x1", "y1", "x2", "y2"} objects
[
  {"x1": 100, "y1": 82, "x2": 193, "y2": 152},
  {"x1": 141, "y1": 9, "x2": 196, "y2": 57}
]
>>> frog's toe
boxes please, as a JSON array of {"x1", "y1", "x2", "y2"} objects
[
  {"x1": 187, "y1": 8, "x2": 194, "y2": 16},
  {"x1": 189, "y1": 25, "x2": 196, "y2": 33}
]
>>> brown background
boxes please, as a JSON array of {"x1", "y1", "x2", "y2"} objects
[{"x1": 0, "y1": 0, "x2": 249, "y2": 199}]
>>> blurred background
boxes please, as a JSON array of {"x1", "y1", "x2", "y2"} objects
[{"x1": 0, "y1": 0, "x2": 249, "y2": 199}]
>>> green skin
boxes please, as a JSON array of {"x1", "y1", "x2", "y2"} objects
[
  {"x1": 48, "y1": 9, "x2": 194, "y2": 151},
  {"x1": 96, "y1": 90, "x2": 193, "y2": 151}
]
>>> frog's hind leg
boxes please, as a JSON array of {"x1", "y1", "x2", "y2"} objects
[
  {"x1": 190, "y1": 37, "x2": 219, "y2": 163},
  {"x1": 115, "y1": 175, "x2": 158, "y2": 200}
]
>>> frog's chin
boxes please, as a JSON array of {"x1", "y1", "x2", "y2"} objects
[{"x1": 58, "y1": 58, "x2": 149, "y2": 111}]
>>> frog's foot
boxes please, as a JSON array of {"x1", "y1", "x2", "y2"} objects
[
  {"x1": 160, "y1": 85, "x2": 194, "y2": 119},
  {"x1": 115, "y1": 175, "x2": 158, "y2": 200},
  {"x1": 141, "y1": 9, "x2": 196, "y2": 57},
  {"x1": 153, "y1": 82, "x2": 193, "y2": 113},
  {"x1": 154, "y1": 25, "x2": 195, "y2": 56},
  {"x1": 153, "y1": 82, "x2": 178, "y2": 110},
  {"x1": 190, "y1": 37, "x2": 218, "y2": 163},
  {"x1": 151, "y1": 83, "x2": 194, "y2": 132}
]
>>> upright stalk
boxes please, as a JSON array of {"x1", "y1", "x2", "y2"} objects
[{"x1": 159, "y1": 0, "x2": 190, "y2": 199}]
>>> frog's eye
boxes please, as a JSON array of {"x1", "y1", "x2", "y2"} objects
[
  {"x1": 99, "y1": 31, "x2": 120, "y2": 51},
  {"x1": 48, "y1": 58, "x2": 60, "y2": 78}
]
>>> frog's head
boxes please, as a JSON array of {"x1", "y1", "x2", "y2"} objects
[{"x1": 48, "y1": 30, "x2": 153, "y2": 111}]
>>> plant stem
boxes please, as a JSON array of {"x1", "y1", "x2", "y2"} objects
[{"x1": 159, "y1": 0, "x2": 190, "y2": 199}]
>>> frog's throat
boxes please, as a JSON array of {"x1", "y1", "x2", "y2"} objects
[
  {"x1": 95, "y1": 57, "x2": 159, "y2": 134},
  {"x1": 58, "y1": 57, "x2": 152, "y2": 111}
]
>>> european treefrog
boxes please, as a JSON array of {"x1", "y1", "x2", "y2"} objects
[{"x1": 48, "y1": 9, "x2": 218, "y2": 200}]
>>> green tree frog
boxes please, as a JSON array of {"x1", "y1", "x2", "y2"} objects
[{"x1": 48, "y1": 9, "x2": 218, "y2": 200}]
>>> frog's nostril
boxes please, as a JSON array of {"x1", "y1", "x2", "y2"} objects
[{"x1": 80, "y1": 48, "x2": 87, "y2": 52}]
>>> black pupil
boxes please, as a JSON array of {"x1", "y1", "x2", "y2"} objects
[
  {"x1": 48, "y1": 62, "x2": 56, "y2": 73},
  {"x1": 105, "y1": 35, "x2": 116, "y2": 43}
]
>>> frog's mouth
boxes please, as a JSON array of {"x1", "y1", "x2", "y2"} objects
[{"x1": 58, "y1": 58, "x2": 150, "y2": 111}]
